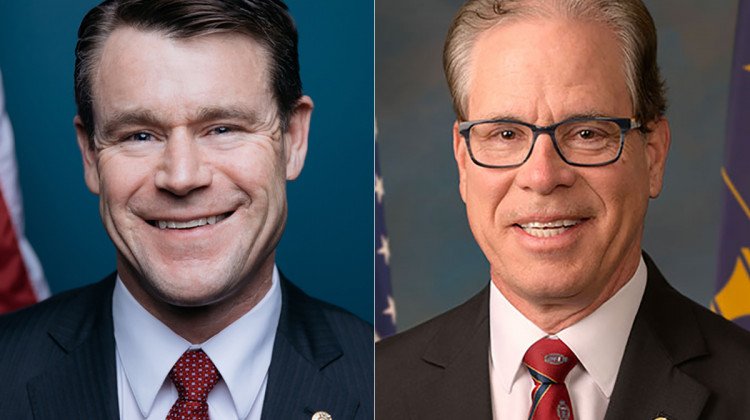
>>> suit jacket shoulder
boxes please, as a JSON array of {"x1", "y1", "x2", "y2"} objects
[
  {"x1": 0, "y1": 274, "x2": 118, "y2": 419},
  {"x1": 0, "y1": 272, "x2": 374, "y2": 420},
  {"x1": 377, "y1": 254, "x2": 750, "y2": 420},
  {"x1": 376, "y1": 285, "x2": 492, "y2": 420},
  {"x1": 262, "y1": 275, "x2": 374, "y2": 420},
  {"x1": 605, "y1": 254, "x2": 750, "y2": 420}
]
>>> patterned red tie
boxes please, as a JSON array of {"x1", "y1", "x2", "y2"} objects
[
  {"x1": 167, "y1": 350, "x2": 220, "y2": 420},
  {"x1": 523, "y1": 338, "x2": 578, "y2": 420}
]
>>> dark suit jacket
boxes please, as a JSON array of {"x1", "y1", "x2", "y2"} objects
[
  {"x1": 376, "y1": 254, "x2": 750, "y2": 419},
  {"x1": 0, "y1": 272, "x2": 373, "y2": 419}
]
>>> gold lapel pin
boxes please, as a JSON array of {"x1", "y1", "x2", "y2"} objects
[{"x1": 312, "y1": 411, "x2": 332, "y2": 420}]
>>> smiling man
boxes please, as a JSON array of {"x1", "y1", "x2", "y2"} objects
[
  {"x1": 377, "y1": 0, "x2": 750, "y2": 419},
  {"x1": 0, "y1": 1, "x2": 372, "y2": 419}
]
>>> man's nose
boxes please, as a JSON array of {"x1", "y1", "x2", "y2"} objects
[
  {"x1": 154, "y1": 131, "x2": 212, "y2": 196},
  {"x1": 513, "y1": 134, "x2": 576, "y2": 194}
]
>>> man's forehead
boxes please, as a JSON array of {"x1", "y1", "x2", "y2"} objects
[
  {"x1": 465, "y1": 16, "x2": 629, "y2": 121},
  {"x1": 93, "y1": 26, "x2": 272, "y2": 90},
  {"x1": 90, "y1": 26, "x2": 275, "y2": 120},
  {"x1": 468, "y1": 15, "x2": 622, "y2": 77}
]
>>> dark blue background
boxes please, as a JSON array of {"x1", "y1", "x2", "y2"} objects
[{"x1": 0, "y1": 0, "x2": 374, "y2": 323}]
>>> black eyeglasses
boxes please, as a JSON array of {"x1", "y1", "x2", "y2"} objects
[{"x1": 458, "y1": 117, "x2": 642, "y2": 168}]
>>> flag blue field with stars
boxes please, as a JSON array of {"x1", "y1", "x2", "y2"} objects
[
  {"x1": 712, "y1": 0, "x2": 750, "y2": 330},
  {"x1": 375, "y1": 126, "x2": 396, "y2": 340}
]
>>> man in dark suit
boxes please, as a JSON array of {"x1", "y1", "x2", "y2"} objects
[
  {"x1": 377, "y1": 0, "x2": 750, "y2": 418},
  {"x1": 0, "y1": 1, "x2": 372, "y2": 419}
]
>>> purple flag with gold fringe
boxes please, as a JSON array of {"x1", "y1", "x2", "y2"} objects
[{"x1": 712, "y1": 0, "x2": 750, "y2": 330}]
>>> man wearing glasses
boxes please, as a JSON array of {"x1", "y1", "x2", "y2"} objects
[{"x1": 377, "y1": 0, "x2": 750, "y2": 418}]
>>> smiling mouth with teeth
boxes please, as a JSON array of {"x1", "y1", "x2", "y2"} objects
[
  {"x1": 148, "y1": 212, "x2": 233, "y2": 230},
  {"x1": 516, "y1": 219, "x2": 583, "y2": 238}
]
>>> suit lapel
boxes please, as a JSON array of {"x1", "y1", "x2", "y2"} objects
[
  {"x1": 409, "y1": 286, "x2": 492, "y2": 420},
  {"x1": 261, "y1": 276, "x2": 360, "y2": 419},
  {"x1": 605, "y1": 255, "x2": 709, "y2": 420},
  {"x1": 26, "y1": 274, "x2": 119, "y2": 420}
]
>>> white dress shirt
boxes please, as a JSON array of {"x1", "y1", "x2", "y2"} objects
[
  {"x1": 489, "y1": 257, "x2": 647, "y2": 420},
  {"x1": 113, "y1": 266, "x2": 282, "y2": 420}
]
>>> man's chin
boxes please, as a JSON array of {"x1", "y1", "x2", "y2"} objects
[
  {"x1": 161, "y1": 279, "x2": 234, "y2": 304},
  {"x1": 496, "y1": 266, "x2": 595, "y2": 299},
  {"x1": 131, "y1": 271, "x2": 234, "y2": 308}
]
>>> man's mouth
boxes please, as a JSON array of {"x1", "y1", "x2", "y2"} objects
[
  {"x1": 147, "y1": 212, "x2": 233, "y2": 230},
  {"x1": 516, "y1": 219, "x2": 583, "y2": 238}
]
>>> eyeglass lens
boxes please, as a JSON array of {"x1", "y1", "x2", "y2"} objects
[{"x1": 468, "y1": 119, "x2": 624, "y2": 167}]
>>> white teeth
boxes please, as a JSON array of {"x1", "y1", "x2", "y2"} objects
[
  {"x1": 155, "y1": 214, "x2": 229, "y2": 230},
  {"x1": 521, "y1": 219, "x2": 579, "y2": 229},
  {"x1": 519, "y1": 219, "x2": 581, "y2": 238},
  {"x1": 524, "y1": 227, "x2": 567, "y2": 238}
]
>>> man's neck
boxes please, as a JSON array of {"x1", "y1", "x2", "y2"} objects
[
  {"x1": 492, "y1": 253, "x2": 641, "y2": 334},
  {"x1": 118, "y1": 260, "x2": 274, "y2": 344}
]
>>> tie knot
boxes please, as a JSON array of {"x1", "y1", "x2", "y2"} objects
[
  {"x1": 523, "y1": 338, "x2": 578, "y2": 384},
  {"x1": 169, "y1": 350, "x2": 221, "y2": 403}
]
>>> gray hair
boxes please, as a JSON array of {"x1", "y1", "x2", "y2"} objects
[{"x1": 443, "y1": 0, "x2": 666, "y2": 128}]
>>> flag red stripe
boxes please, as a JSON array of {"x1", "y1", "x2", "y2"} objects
[{"x1": 0, "y1": 186, "x2": 36, "y2": 312}]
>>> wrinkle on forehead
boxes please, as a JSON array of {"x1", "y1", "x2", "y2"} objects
[
  {"x1": 466, "y1": 16, "x2": 630, "y2": 125},
  {"x1": 92, "y1": 26, "x2": 274, "y2": 125}
]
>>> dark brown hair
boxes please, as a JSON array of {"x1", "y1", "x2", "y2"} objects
[{"x1": 74, "y1": 0, "x2": 301, "y2": 146}]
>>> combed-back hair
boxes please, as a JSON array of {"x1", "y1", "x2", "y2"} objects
[
  {"x1": 443, "y1": 0, "x2": 666, "y2": 129},
  {"x1": 74, "y1": 0, "x2": 301, "y2": 146}
]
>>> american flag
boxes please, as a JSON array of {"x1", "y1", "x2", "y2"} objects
[
  {"x1": 375, "y1": 122, "x2": 396, "y2": 339},
  {"x1": 712, "y1": 0, "x2": 750, "y2": 330},
  {"x1": 0, "y1": 68, "x2": 49, "y2": 313}
]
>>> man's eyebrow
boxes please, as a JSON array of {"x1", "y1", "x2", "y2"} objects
[
  {"x1": 562, "y1": 112, "x2": 611, "y2": 120},
  {"x1": 99, "y1": 109, "x2": 162, "y2": 139},
  {"x1": 195, "y1": 106, "x2": 261, "y2": 125},
  {"x1": 97, "y1": 106, "x2": 264, "y2": 139},
  {"x1": 480, "y1": 113, "x2": 525, "y2": 122},
  {"x1": 478, "y1": 111, "x2": 613, "y2": 124}
]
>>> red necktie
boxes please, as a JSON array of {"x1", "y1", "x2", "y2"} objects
[
  {"x1": 523, "y1": 338, "x2": 578, "y2": 420},
  {"x1": 167, "y1": 350, "x2": 220, "y2": 420}
]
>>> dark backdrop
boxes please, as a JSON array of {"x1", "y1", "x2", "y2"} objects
[
  {"x1": 0, "y1": 0, "x2": 374, "y2": 323},
  {"x1": 377, "y1": 0, "x2": 738, "y2": 331}
]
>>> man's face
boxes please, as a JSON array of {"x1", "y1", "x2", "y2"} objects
[
  {"x1": 76, "y1": 27, "x2": 311, "y2": 307},
  {"x1": 454, "y1": 17, "x2": 670, "y2": 311}
]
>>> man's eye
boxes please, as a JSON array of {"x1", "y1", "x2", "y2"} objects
[
  {"x1": 209, "y1": 126, "x2": 233, "y2": 135},
  {"x1": 500, "y1": 130, "x2": 516, "y2": 140},
  {"x1": 574, "y1": 128, "x2": 609, "y2": 141},
  {"x1": 125, "y1": 132, "x2": 152, "y2": 142}
]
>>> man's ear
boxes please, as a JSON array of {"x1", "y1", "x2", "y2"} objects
[
  {"x1": 644, "y1": 116, "x2": 671, "y2": 199},
  {"x1": 284, "y1": 95, "x2": 313, "y2": 181},
  {"x1": 74, "y1": 115, "x2": 100, "y2": 195},
  {"x1": 453, "y1": 120, "x2": 468, "y2": 203}
]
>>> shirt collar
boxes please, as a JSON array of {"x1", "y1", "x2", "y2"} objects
[
  {"x1": 489, "y1": 256, "x2": 647, "y2": 397},
  {"x1": 113, "y1": 265, "x2": 282, "y2": 419}
]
